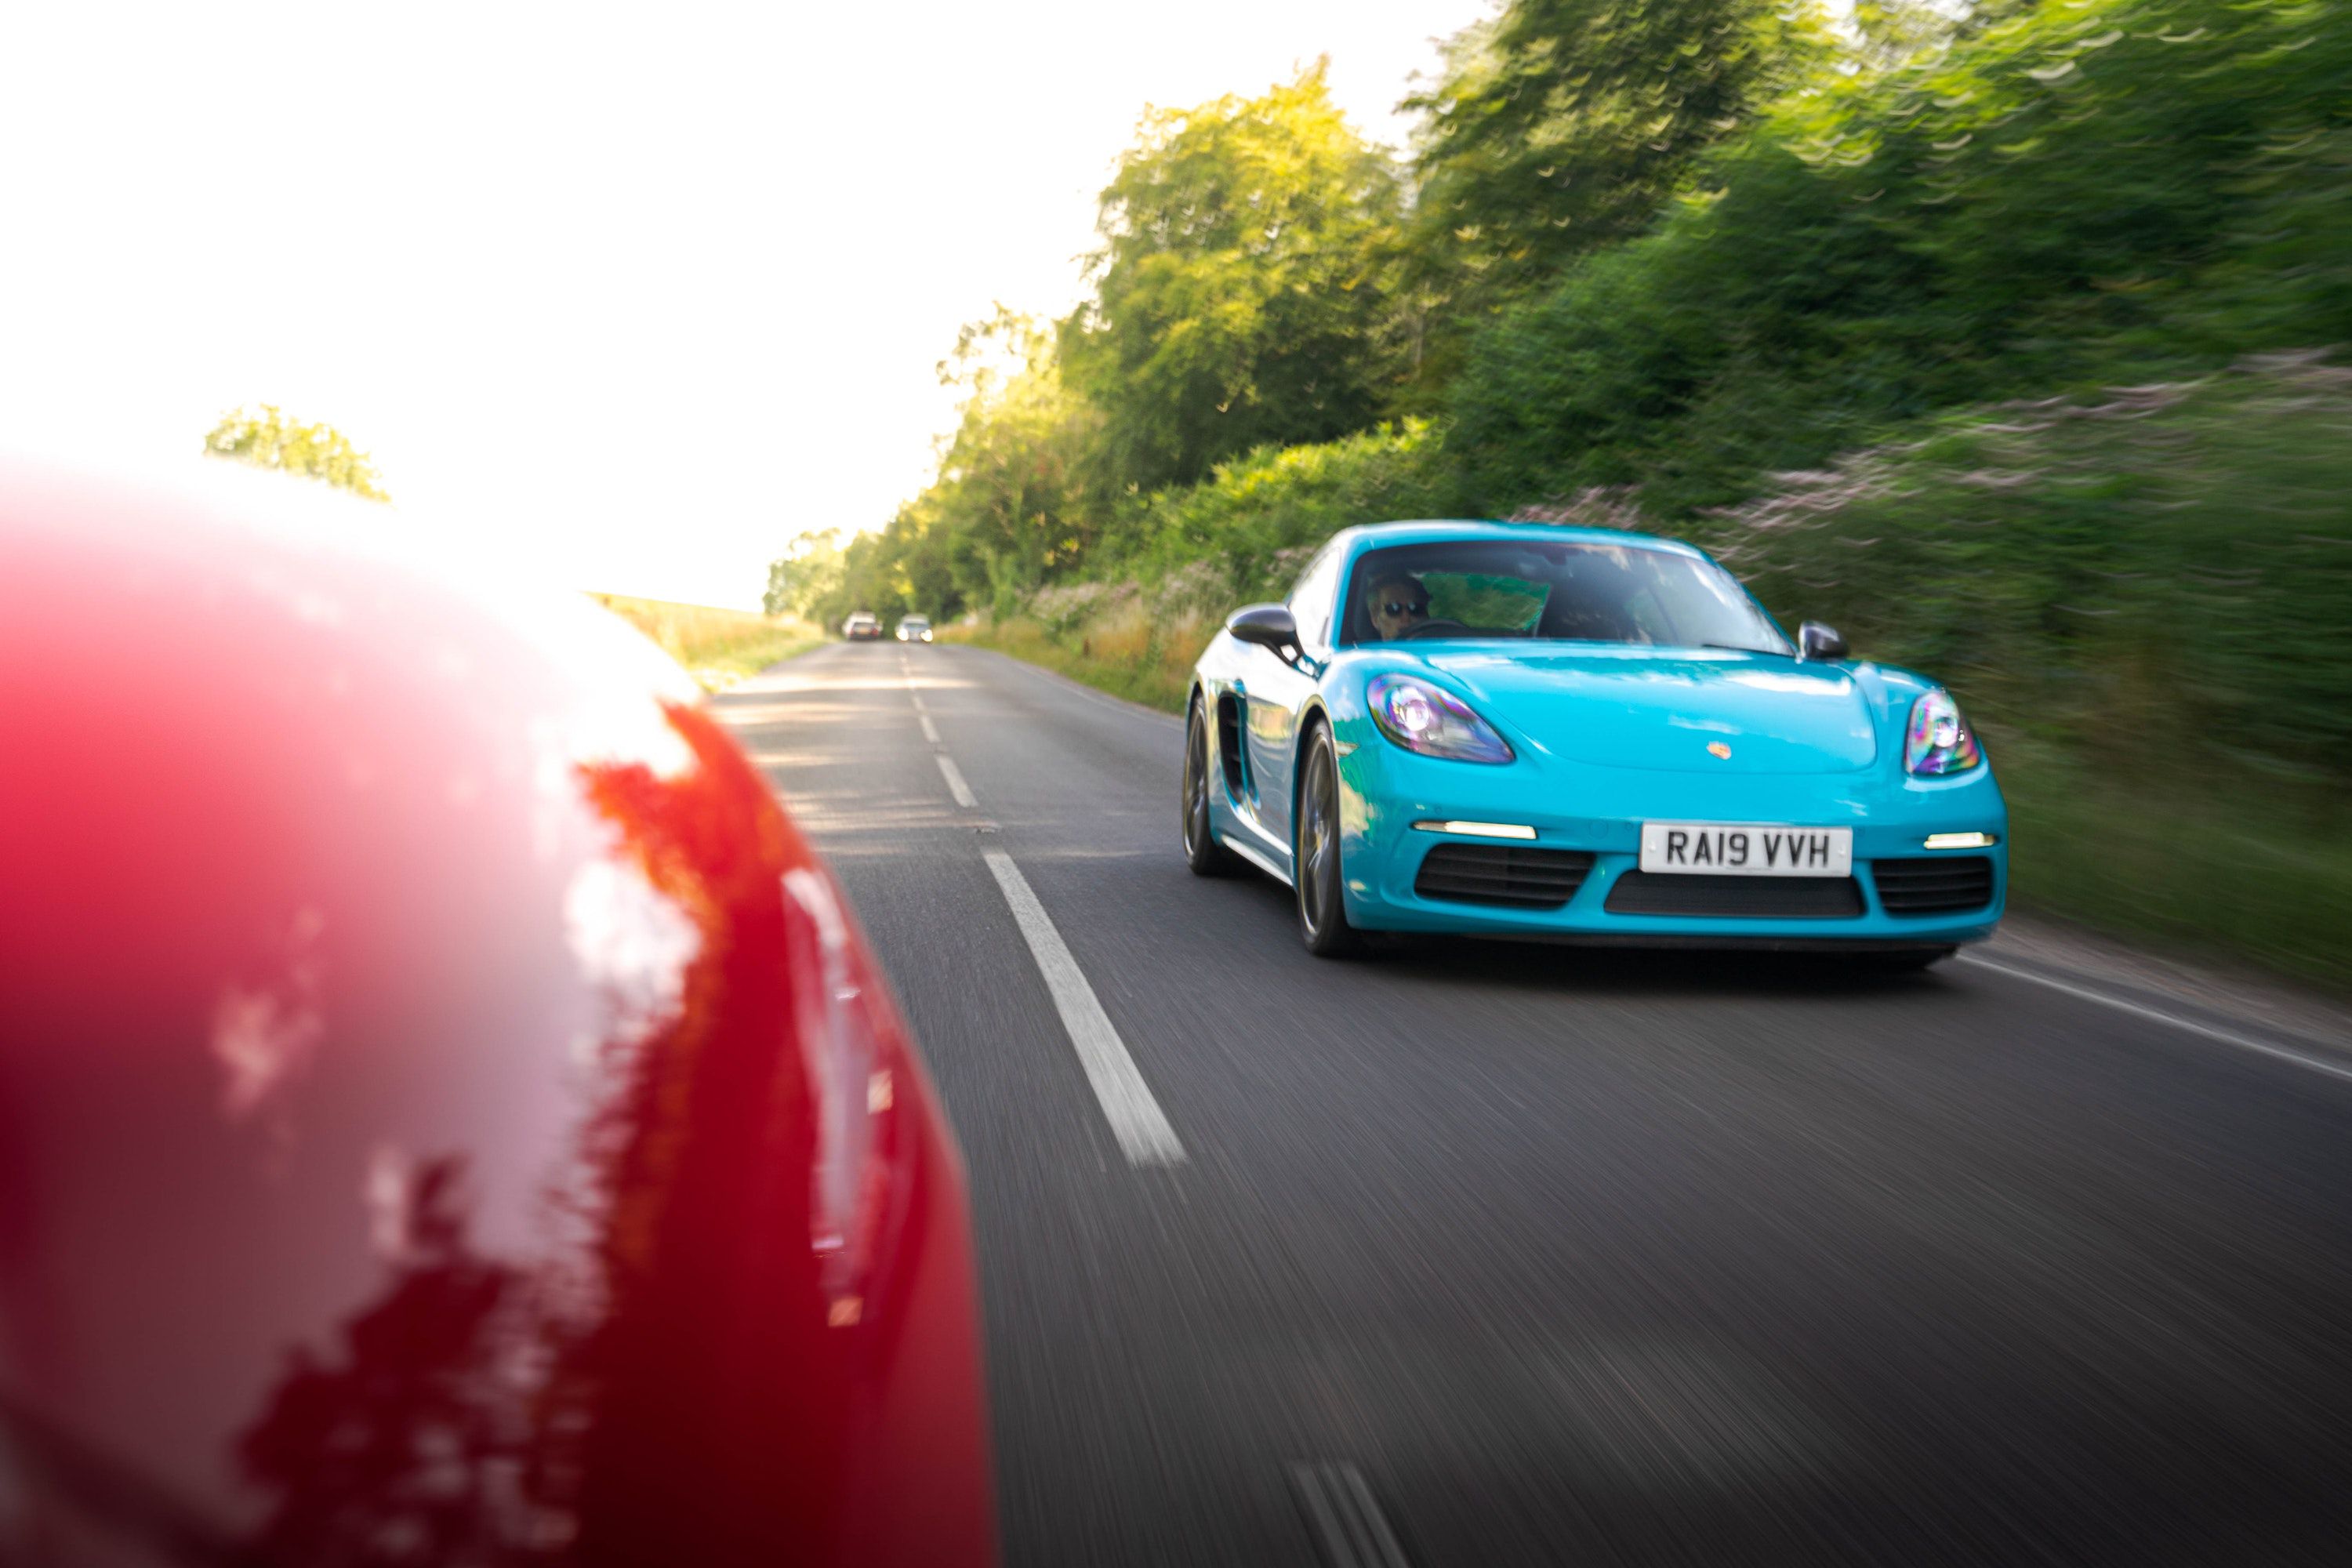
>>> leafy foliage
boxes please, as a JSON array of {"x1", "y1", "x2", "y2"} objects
[
  {"x1": 1405, "y1": 0, "x2": 1833, "y2": 319},
  {"x1": 205, "y1": 405, "x2": 390, "y2": 502},
  {"x1": 1109, "y1": 417, "x2": 1465, "y2": 601},
  {"x1": 1062, "y1": 63, "x2": 1406, "y2": 492},
  {"x1": 924, "y1": 310, "x2": 1105, "y2": 612},
  {"x1": 1448, "y1": 0, "x2": 2352, "y2": 517},
  {"x1": 1693, "y1": 357, "x2": 2352, "y2": 791},
  {"x1": 764, "y1": 528, "x2": 846, "y2": 618}
]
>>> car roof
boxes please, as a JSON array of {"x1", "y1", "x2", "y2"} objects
[{"x1": 1332, "y1": 518, "x2": 1706, "y2": 560}]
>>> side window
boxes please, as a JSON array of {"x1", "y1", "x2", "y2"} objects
[{"x1": 1285, "y1": 544, "x2": 1345, "y2": 655}]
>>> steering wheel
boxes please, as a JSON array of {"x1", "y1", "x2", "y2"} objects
[{"x1": 1401, "y1": 618, "x2": 1471, "y2": 641}]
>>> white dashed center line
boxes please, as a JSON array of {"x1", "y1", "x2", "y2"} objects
[
  {"x1": 984, "y1": 851, "x2": 1185, "y2": 1167},
  {"x1": 910, "y1": 665, "x2": 1176, "y2": 1160},
  {"x1": 936, "y1": 753, "x2": 976, "y2": 809}
]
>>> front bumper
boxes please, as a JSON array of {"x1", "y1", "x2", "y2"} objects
[{"x1": 1337, "y1": 737, "x2": 2007, "y2": 948}]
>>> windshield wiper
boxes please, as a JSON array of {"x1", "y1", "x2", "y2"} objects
[{"x1": 1700, "y1": 641, "x2": 1793, "y2": 657}]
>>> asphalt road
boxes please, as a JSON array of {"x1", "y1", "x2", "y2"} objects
[{"x1": 715, "y1": 641, "x2": 2352, "y2": 1567}]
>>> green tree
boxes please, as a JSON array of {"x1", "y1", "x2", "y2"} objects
[
  {"x1": 1061, "y1": 63, "x2": 1406, "y2": 492},
  {"x1": 924, "y1": 308, "x2": 1105, "y2": 609},
  {"x1": 1406, "y1": 0, "x2": 1831, "y2": 318},
  {"x1": 204, "y1": 405, "x2": 390, "y2": 502},
  {"x1": 764, "y1": 528, "x2": 844, "y2": 617}
]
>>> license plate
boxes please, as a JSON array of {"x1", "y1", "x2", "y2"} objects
[{"x1": 1639, "y1": 822, "x2": 1852, "y2": 877}]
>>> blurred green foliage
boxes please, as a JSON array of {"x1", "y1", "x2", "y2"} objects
[
  {"x1": 764, "y1": 528, "x2": 847, "y2": 618},
  {"x1": 1685, "y1": 357, "x2": 2352, "y2": 983},
  {"x1": 204, "y1": 405, "x2": 390, "y2": 502},
  {"x1": 767, "y1": 0, "x2": 2351, "y2": 979},
  {"x1": 1450, "y1": 0, "x2": 2352, "y2": 516},
  {"x1": 1107, "y1": 418, "x2": 1468, "y2": 599},
  {"x1": 1064, "y1": 63, "x2": 1406, "y2": 492},
  {"x1": 1693, "y1": 360, "x2": 2352, "y2": 789},
  {"x1": 1403, "y1": 0, "x2": 1835, "y2": 357}
]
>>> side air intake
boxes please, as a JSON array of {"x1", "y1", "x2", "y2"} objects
[
  {"x1": 1414, "y1": 844, "x2": 1595, "y2": 909},
  {"x1": 1871, "y1": 856, "x2": 1995, "y2": 915}
]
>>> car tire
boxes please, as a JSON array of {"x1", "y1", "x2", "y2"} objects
[
  {"x1": 1182, "y1": 698, "x2": 1243, "y2": 878},
  {"x1": 1294, "y1": 724, "x2": 1362, "y2": 958}
]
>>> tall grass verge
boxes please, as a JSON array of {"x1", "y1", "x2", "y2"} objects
[
  {"x1": 945, "y1": 612, "x2": 1208, "y2": 713},
  {"x1": 587, "y1": 593, "x2": 824, "y2": 691}
]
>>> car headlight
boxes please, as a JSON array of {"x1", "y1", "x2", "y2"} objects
[
  {"x1": 1366, "y1": 673, "x2": 1513, "y2": 764},
  {"x1": 1904, "y1": 688, "x2": 1982, "y2": 775}
]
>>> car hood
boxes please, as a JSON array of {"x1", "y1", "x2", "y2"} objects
[{"x1": 1409, "y1": 646, "x2": 1881, "y2": 774}]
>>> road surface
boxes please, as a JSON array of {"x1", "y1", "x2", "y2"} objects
[{"x1": 714, "y1": 641, "x2": 2352, "y2": 1567}]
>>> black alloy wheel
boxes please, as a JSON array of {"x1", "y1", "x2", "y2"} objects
[
  {"x1": 1294, "y1": 726, "x2": 1361, "y2": 956},
  {"x1": 1182, "y1": 699, "x2": 1241, "y2": 877}
]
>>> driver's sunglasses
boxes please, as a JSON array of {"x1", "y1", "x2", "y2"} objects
[{"x1": 1381, "y1": 600, "x2": 1428, "y2": 616}]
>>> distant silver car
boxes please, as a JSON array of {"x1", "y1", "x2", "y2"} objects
[
  {"x1": 896, "y1": 615, "x2": 933, "y2": 644},
  {"x1": 844, "y1": 611, "x2": 883, "y2": 641}
]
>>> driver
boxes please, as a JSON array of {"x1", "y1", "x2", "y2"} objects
[{"x1": 1366, "y1": 572, "x2": 1431, "y2": 641}]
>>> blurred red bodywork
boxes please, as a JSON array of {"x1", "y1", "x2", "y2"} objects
[{"x1": 0, "y1": 463, "x2": 996, "y2": 1564}]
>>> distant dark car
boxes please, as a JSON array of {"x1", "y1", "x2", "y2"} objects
[
  {"x1": 895, "y1": 615, "x2": 933, "y2": 644},
  {"x1": 0, "y1": 461, "x2": 997, "y2": 1566},
  {"x1": 844, "y1": 611, "x2": 884, "y2": 641}
]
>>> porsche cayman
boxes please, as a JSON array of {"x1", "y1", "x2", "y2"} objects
[{"x1": 1181, "y1": 521, "x2": 2007, "y2": 962}]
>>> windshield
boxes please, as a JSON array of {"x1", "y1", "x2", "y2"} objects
[{"x1": 1340, "y1": 539, "x2": 1788, "y2": 653}]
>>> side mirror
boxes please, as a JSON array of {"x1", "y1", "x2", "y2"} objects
[
  {"x1": 1227, "y1": 603, "x2": 1300, "y2": 662},
  {"x1": 1798, "y1": 621, "x2": 1849, "y2": 661}
]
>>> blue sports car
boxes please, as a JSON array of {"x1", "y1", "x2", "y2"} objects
[{"x1": 1181, "y1": 520, "x2": 2006, "y2": 963}]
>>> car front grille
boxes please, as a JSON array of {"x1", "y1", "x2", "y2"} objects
[
  {"x1": 1602, "y1": 873, "x2": 1865, "y2": 919},
  {"x1": 1871, "y1": 855, "x2": 1995, "y2": 914},
  {"x1": 1414, "y1": 844, "x2": 1595, "y2": 909}
]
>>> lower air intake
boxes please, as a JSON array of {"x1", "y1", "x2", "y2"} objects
[
  {"x1": 1604, "y1": 873, "x2": 1865, "y2": 919},
  {"x1": 1414, "y1": 844, "x2": 1595, "y2": 909},
  {"x1": 1871, "y1": 855, "x2": 1995, "y2": 914}
]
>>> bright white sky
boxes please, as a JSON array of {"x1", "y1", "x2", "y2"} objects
[{"x1": 0, "y1": 1, "x2": 1491, "y2": 609}]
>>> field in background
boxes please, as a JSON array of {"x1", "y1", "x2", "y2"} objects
[{"x1": 588, "y1": 593, "x2": 823, "y2": 691}]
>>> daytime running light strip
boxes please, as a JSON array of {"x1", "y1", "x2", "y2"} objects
[{"x1": 1411, "y1": 820, "x2": 1537, "y2": 840}]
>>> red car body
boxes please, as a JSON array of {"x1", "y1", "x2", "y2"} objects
[{"x1": 0, "y1": 461, "x2": 996, "y2": 1565}]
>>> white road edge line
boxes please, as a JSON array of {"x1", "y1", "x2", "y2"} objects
[
  {"x1": 1290, "y1": 1462, "x2": 1410, "y2": 1568},
  {"x1": 1961, "y1": 954, "x2": 2352, "y2": 1086},
  {"x1": 936, "y1": 753, "x2": 976, "y2": 809},
  {"x1": 983, "y1": 851, "x2": 1186, "y2": 1166},
  {"x1": 919, "y1": 713, "x2": 941, "y2": 744}
]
